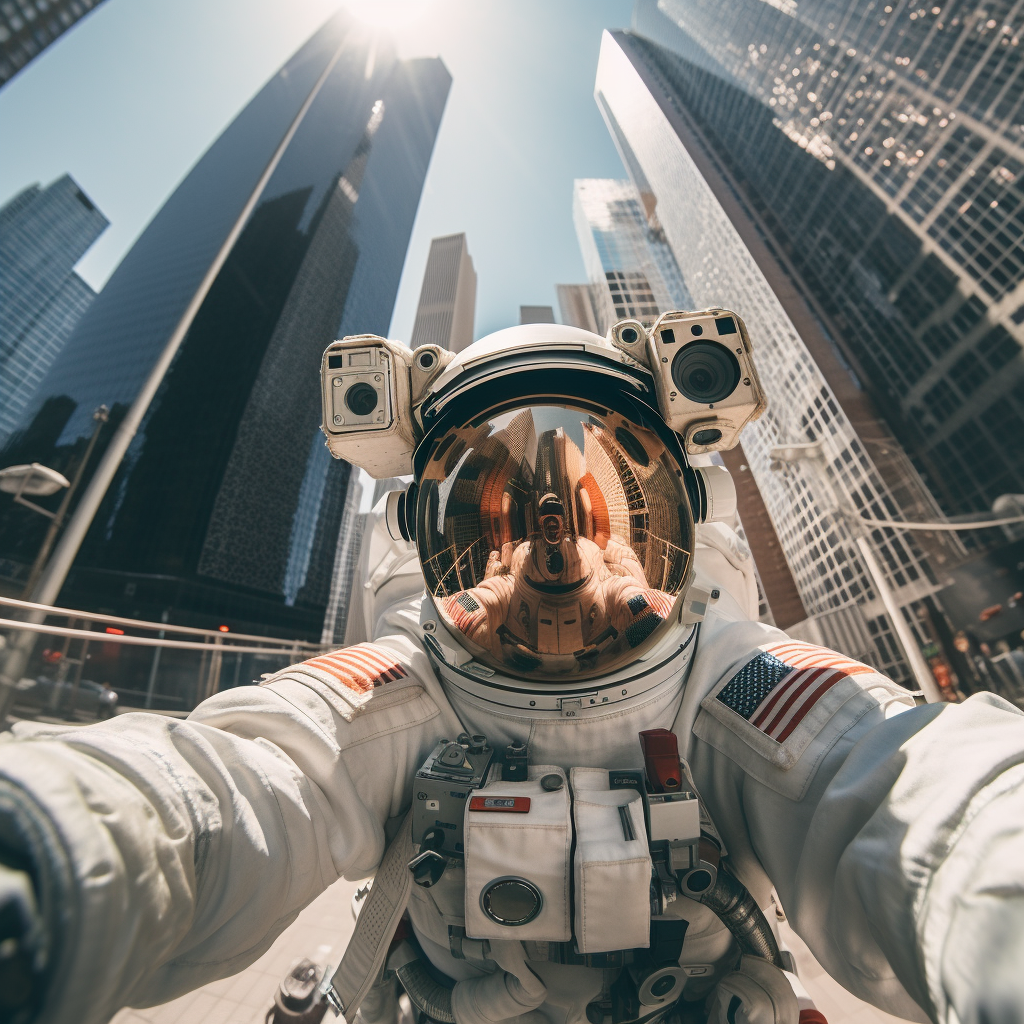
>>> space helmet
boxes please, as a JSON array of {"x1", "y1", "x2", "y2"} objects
[{"x1": 320, "y1": 315, "x2": 765, "y2": 684}]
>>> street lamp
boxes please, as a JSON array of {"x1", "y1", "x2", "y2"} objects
[
  {"x1": 0, "y1": 40, "x2": 350, "y2": 727},
  {"x1": 768, "y1": 441, "x2": 942, "y2": 701},
  {"x1": 0, "y1": 463, "x2": 70, "y2": 511},
  {"x1": 0, "y1": 405, "x2": 107, "y2": 722},
  {"x1": 16, "y1": 405, "x2": 109, "y2": 598}
]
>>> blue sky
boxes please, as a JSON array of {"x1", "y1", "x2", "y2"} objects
[{"x1": 0, "y1": 0, "x2": 634, "y2": 341}]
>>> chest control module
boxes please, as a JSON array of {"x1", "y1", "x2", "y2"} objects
[{"x1": 412, "y1": 735, "x2": 495, "y2": 858}]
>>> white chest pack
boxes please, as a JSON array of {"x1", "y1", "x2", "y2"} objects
[
  {"x1": 405, "y1": 730, "x2": 731, "y2": 1023},
  {"x1": 323, "y1": 729, "x2": 784, "y2": 1024}
]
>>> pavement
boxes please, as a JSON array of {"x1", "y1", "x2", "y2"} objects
[
  {"x1": 109, "y1": 878, "x2": 915, "y2": 1024},
  {"x1": 110, "y1": 879, "x2": 363, "y2": 1024}
]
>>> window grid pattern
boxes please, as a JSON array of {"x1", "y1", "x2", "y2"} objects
[
  {"x1": 0, "y1": 0, "x2": 105, "y2": 84},
  {"x1": 598, "y1": 32, "x2": 942, "y2": 682},
  {"x1": 573, "y1": 178, "x2": 693, "y2": 332},
  {"x1": 0, "y1": 175, "x2": 107, "y2": 442},
  {"x1": 629, "y1": 0, "x2": 1024, "y2": 518}
]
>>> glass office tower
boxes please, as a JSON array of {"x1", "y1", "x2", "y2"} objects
[
  {"x1": 0, "y1": 175, "x2": 107, "y2": 442},
  {"x1": 572, "y1": 177, "x2": 692, "y2": 331},
  {"x1": 0, "y1": 0, "x2": 107, "y2": 86},
  {"x1": 595, "y1": 27, "x2": 967, "y2": 682},
  {"x1": 566, "y1": 177, "x2": 806, "y2": 629},
  {"x1": 0, "y1": 12, "x2": 451, "y2": 638},
  {"x1": 630, "y1": 0, "x2": 1024, "y2": 519}
]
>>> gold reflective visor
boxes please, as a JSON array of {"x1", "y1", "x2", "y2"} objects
[{"x1": 416, "y1": 404, "x2": 694, "y2": 682}]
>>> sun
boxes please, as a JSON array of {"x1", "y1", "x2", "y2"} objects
[{"x1": 341, "y1": 0, "x2": 433, "y2": 30}]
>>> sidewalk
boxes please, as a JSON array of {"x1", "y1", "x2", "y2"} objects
[
  {"x1": 110, "y1": 879, "x2": 363, "y2": 1024},
  {"x1": 110, "y1": 880, "x2": 914, "y2": 1024}
]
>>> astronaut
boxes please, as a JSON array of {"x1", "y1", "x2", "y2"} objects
[
  {"x1": 437, "y1": 424, "x2": 676, "y2": 673},
  {"x1": 1, "y1": 316, "x2": 1023, "y2": 1024}
]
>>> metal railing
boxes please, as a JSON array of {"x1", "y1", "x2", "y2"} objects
[{"x1": 0, "y1": 596, "x2": 330, "y2": 719}]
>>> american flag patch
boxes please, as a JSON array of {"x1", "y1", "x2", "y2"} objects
[
  {"x1": 443, "y1": 592, "x2": 487, "y2": 635},
  {"x1": 299, "y1": 643, "x2": 406, "y2": 693},
  {"x1": 716, "y1": 641, "x2": 874, "y2": 743},
  {"x1": 624, "y1": 590, "x2": 675, "y2": 648},
  {"x1": 626, "y1": 590, "x2": 675, "y2": 619}
]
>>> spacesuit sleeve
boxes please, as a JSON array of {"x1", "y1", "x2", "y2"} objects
[
  {"x1": 681, "y1": 621, "x2": 1024, "y2": 1024},
  {"x1": 0, "y1": 635, "x2": 454, "y2": 1024}
]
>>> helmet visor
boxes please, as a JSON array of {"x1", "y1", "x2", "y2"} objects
[{"x1": 416, "y1": 403, "x2": 694, "y2": 681}]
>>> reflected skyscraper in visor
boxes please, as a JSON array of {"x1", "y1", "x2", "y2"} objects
[
  {"x1": 629, "y1": 0, "x2": 1023, "y2": 519},
  {"x1": 0, "y1": 12, "x2": 451, "y2": 637}
]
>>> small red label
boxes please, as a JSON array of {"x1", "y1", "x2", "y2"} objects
[{"x1": 469, "y1": 796, "x2": 532, "y2": 813}]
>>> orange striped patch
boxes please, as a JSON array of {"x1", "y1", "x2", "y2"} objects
[{"x1": 301, "y1": 643, "x2": 407, "y2": 692}]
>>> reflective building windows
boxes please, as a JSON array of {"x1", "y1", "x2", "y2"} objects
[
  {"x1": 594, "y1": 25, "x2": 964, "y2": 682},
  {"x1": 0, "y1": 175, "x2": 107, "y2": 443},
  {"x1": 0, "y1": 14, "x2": 451, "y2": 637},
  {"x1": 629, "y1": 0, "x2": 1024, "y2": 518}
]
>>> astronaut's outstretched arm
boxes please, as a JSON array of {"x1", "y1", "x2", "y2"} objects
[
  {"x1": 683, "y1": 623, "x2": 1024, "y2": 1024},
  {"x1": 0, "y1": 636, "x2": 450, "y2": 1024}
]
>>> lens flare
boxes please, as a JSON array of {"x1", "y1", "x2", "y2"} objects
[{"x1": 341, "y1": 0, "x2": 432, "y2": 30}]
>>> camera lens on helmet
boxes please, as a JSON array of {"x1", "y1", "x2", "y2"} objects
[
  {"x1": 692, "y1": 427, "x2": 723, "y2": 446},
  {"x1": 345, "y1": 382, "x2": 379, "y2": 417},
  {"x1": 671, "y1": 342, "x2": 741, "y2": 405},
  {"x1": 620, "y1": 326, "x2": 639, "y2": 344}
]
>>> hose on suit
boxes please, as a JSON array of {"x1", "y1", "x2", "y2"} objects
[{"x1": 700, "y1": 867, "x2": 783, "y2": 967}]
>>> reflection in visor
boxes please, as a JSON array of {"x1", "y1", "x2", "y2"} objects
[{"x1": 417, "y1": 405, "x2": 694, "y2": 681}]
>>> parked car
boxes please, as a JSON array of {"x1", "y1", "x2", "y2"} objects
[{"x1": 14, "y1": 676, "x2": 119, "y2": 718}]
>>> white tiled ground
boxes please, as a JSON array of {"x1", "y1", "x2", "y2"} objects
[{"x1": 110, "y1": 881, "x2": 915, "y2": 1024}]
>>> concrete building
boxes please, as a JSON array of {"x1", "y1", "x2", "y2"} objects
[
  {"x1": 0, "y1": 175, "x2": 107, "y2": 443},
  {"x1": 594, "y1": 24, "x2": 965, "y2": 682},
  {"x1": 556, "y1": 283, "x2": 602, "y2": 333},
  {"x1": 409, "y1": 232, "x2": 476, "y2": 352},
  {"x1": 520, "y1": 305, "x2": 556, "y2": 324},
  {"x1": 0, "y1": 0, "x2": 106, "y2": 86}
]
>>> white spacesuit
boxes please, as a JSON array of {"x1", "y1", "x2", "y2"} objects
[{"x1": 1, "y1": 315, "x2": 1023, "y2": 1024}]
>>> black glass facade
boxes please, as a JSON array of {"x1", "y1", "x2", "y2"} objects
[
  {"x1": 0, "y1": 0, "x2": 107, "y2": 86},
  {"x1": 0, "y1": 13, "x2": 450, "y2": 638},
  {"x1": 630, "y1": 0, "x2": 1024, "y2": 520}
]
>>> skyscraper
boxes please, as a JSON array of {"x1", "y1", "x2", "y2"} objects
[
  {"x1": 0, "y1": 0, "x2": 106, "y2": 86},
  {"x1": 520, "y1": 305, "x2": 556, "y2": 324},
  {"x1": 0, "y1": 13, "x2": 451, "y2": 638},
  {"x1": 595, "y1": 25, "x2": 964, "y2": 681},
  {"x1": 571, "y1": 177, "x2": 692, "y2": 331},
  {"x1": 630, "y1": 0, "x2": 1024, "y2": 520},
  {"x1": 321, "y1": 470, "x2": 366, "y2": 647},
  {"x1": 410, "y1": 232, "x2": 477, "y2": 352},
  {"x1": 0, "y1": 175, "x2": 107, "y2": 443},
  {"x1": 556, "y1": 283, "x2": 602, "y2": 333},
  {"x1": 565, "y1": 176, "x2": 805, "y2": 628}
]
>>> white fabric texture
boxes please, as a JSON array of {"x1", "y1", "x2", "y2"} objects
[
  {"x1": 570, "y1": 768, "x2": 651, "y2": 953},
  {"x1": 0, "y1": 517, "x2": 1023, "y2": 1024},
  {"x1": 706, "y1": 956, "x2": 801, "y2": 1024},
  {"x1": 463, "y1": 767, "x2": 571, "y2": 942}
]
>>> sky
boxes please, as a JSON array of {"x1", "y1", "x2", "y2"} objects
[{"x1": 0, "y1": 0, "x2": 635, "y2": 342}]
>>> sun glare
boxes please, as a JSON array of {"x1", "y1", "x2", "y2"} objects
[{"x1": 342, "y1": 0, "x2": 433, "y2": 30}]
